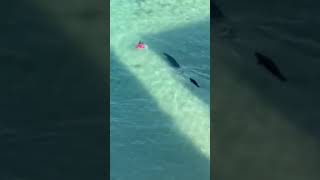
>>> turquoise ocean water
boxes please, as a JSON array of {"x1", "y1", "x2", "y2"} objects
[{"x1": 110, "y1": 0, "x2": 210, "y2": 179}]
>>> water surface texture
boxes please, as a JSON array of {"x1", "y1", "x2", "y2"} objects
[
  {"x1": 0, "y1": 1, "x2": 106, "y2": 179},
  {"x1": 213, "y1": 0, "x2": 320, "y2": 179},
  {"x1": 110, "y1": 0, "x2": 210, "y2": 179}
]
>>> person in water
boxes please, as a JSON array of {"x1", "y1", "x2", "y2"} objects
[{"x1": 135, "y1": 41, "x2": 148, "y2": 49}]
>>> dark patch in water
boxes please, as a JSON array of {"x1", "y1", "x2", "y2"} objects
[
  {"x1": 255, "y1": 52, "x2": 287, "y2": 82},
  {"x1": 163, "y1": 53, "x2": 181, "y2": 69}
]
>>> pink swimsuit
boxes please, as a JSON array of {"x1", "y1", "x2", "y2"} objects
[{"x1": 135, "y1": 43, "x2": 145, "y2": 49}]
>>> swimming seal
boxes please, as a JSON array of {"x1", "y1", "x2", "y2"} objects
[
  {"x1": 163, "y1": 52, "x2": 200, "y2": 88},
  {"x1": 255, "y1": 52, "x2": 287, "y2": 82}
]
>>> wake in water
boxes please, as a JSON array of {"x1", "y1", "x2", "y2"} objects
[{"x1": 162, "y1": 52, "x2": 201, "y2": 87}]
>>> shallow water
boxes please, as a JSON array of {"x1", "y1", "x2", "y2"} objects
[{"x1": 110, "y1": 0, "x2": 210, "y2": 179}]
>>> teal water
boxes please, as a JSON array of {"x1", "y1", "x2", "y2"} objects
[{"x1": 110, "y1": 0, "x2": 210, "y2": 179}]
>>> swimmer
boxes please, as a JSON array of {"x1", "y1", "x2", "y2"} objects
[{"x1": 135, "y1": 41, "x2": 148, "y2": 50}]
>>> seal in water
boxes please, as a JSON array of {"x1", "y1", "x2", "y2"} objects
[
  {"x1": 255, "y1": 52, "x2": 287, "y2": 82},
  {"x1": 163, "y1": 53, "x2": 181, "y2": 69},
  {"x1": 190, "y1": 78, "x2": 200, "y2": 87},
  {"x1": 163, "y1": 52, "x2": 200, "y2": 88}
]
